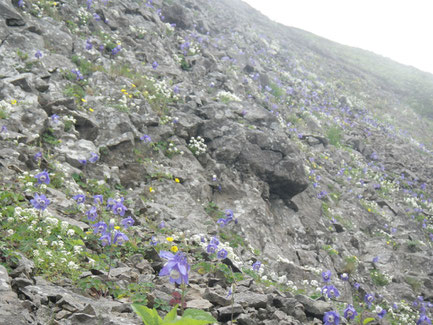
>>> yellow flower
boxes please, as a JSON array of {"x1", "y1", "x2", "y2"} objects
[
  {"x1": 89, "y1": 108, "x2": 94, "y2": 112},
  {"x1": 131, "y1": 84, "x2": 136, "y2": 88},
  {"x1": 81, "y1": 98, "x2": 87, "y2": 103},
  {"x1": 121, "y1": 89, "x2": 127, "y2": 93},
  {"x1": 149, "y1": 187, "x2": 154, "y2": 193},
  {"x1": 170, "y1": 246, "x2": 178, "y2": 253},
  {"x1": 174, "y1": 178, "x2": 180, "y2": 183},
  {"x1": 128, "y1": 94, "x2": 132, "y2": 98},
  {"x1": 324, "y1": 156, "x2": 329, "y2": 160},
  {"x1": 368, "y1": 208, "x2": 371, "y2": 212},
  {"x1": 11, "y1": 99, "x2": 17, "y2": 105},
  {"x1": 166, "y1": 237, "x2": 174, "y2": 242},
  {"x1": 114, "y1": 226, "x2": 120, "y2": 230},
  {"x1": 386, "y1": 241, "x2": 390, "y2": 245},
  {"x1": 86, "y1": 231, "x2": 92, "y2": 235}
]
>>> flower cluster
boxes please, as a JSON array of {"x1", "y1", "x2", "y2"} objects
[
  {"x1": 188, "y1": 136, "x2": 207, "y2": 156},
  {"x1": 206, "y1": 236, "x2": 228, "y2": 259}
]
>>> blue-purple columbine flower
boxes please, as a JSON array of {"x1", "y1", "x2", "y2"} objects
[
  {"x1": 340, "y1": 273, "x2": 349, "y2": 281},
  {"x1": 372, "y1": 256, "x2": 379, "y2": 263},
  {"x1": 18, "y1": 0, "x2": 24, "y2": 7},
  {"x1": 30, "y1": 193, "x2": 50, "y2": 211},
  {"x1": 353, "y1": 282, "x2": 360, "y2": 290},
  {"x1": 150, "y1": 236, "x2": 158, "y2": 246},
  {"x1": 35, "y1": 170, "x2": 50, "y2": 185},
  {"x1": 1, "y1": 125, "x2": 7, "y2": 133},
  {"x1": 376, "y1": 307, "x2": 386, "y2": 319},
  {"x1": 86, "y1": 206, "x2": 98, "y2": 221},
  {"x1": 73, "y1": 194, "x2": 86, "y2": 204},
  {"x1": 322, "y1": 285, "x2": 340, "y2": 299},
  {"x1": 34, "y1": 152, "x2": 42, "y2": 161},
  {"x1": 252, "y1": 261, "x2": 261, "y2": 272},
  {"x1": 89, "y1": 152, "x2": 99, "y2": 163},
  {"x1": 364, "y1": 293, "x2": 375, "y2": 308},
  {"x1": 217, "y1": 218, "x2": 228, "y2": 227},
  {"x1": 173, "y1": 85, "x2": 180, "y2": 94},
  {"x1": 100, "y1": 232, "x2": 111, "y2": 246},
  {"x1": 121, "y1": 216, "x2": 135, "y2": 228},
  {"x1": 71, "y1": 69, "x2": 84, "y2": 81},
  {"x1": 86, "y1": 0, "x2": 92, "y2": 10},
  {"x1": 106, "y1": 197, "x2": 116, "y2": 209},
  {"x1": 93, "y1": 13, "x2": 101, "y2": 21},
  {"x1": 152, "y1": 61, "x2": 159, "y2": 69},
  {"x1": 343, "y1": 305, "x2": 357, "y2": 320},
  {"x1": 112, "y1": 201, "x2": 127, "y2": 216},
  {"x1": 322, "y1": 270, "x2": 332, "y2": 283},
  {"x1": 323, "y1": 311, "x2": 340, "y2": 325},
  {"x1": 94, "y1": 195, "x2": 103, "y2": 205},
  {"x1": 93, "y1": 221, "x2": 107, "y2": 234},
  {"x1": 159, "y1": 251, "x2": 190, "y2": 285},
  {"x1": 206, "y1": 243, "x2": 217, "y2": 254},
  {"x1": 78, "y1": 159, "x2": 87, "y2": 165},
  {"x1": 35, "y1": 50, "x2": 42, "y2": 59},
  {"x1": 210, "y1": 237, "x2": 219, "y2": 246},
  {"x1": 85, "y1": 39, "x2": 93, "y2": 50},
  {"x1": 51, "y1": 114, "x2": 59, "y2": 123},
  {"x1": 417, "y1": 315, "x2": 432, "y2": 325},
  {"x1": 217, "y1": 249, "x2": 228, "y2": 259},
  {"x1": 140, "y1": 134, "x2": 151, "y2": 143},
  {"x1": 113, "y1": 231, "x2": 129, "y2": 245}
]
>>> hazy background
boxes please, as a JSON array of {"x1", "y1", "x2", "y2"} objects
[{"x1": 242, "y1": 0, "x2": 433, "y2": 74}]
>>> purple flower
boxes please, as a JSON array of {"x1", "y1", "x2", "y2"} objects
[
  {"x1": 322, "y1": 270, "x2": 332, "y2": 283},
  {"x1": 340, "y1": 273, "x2": 349, "y2": 281},
  {"x1": 106, "y1": 197, "x2": 116, "y2": 209},
  {"x1": 78, "y1": 159, "x2": 87, "y2": 165},
  {"x1": 94, "y1": 195, "x2": 103, "y2": 205},
  {"x1": 217, "y1": 218, "x2": 228, "y2": 227},
  {"x1": 34, "y1": 152, "x2": 42, "y2": 161},
  {"x1": 89, "y1": 152, "x2": 99, "y2": 163},
  {"x1": 322, "y1": 285, "x2": 340, "y2": 299},
  {"x1": 353, "y1": 282, "x2": 360, "y2": 290},
  {"x1": 140, "y1": 134, "x2": 152, "y2": 143},
  {"x1": 173, "y1": 85, "x2": 180, "y2": 94},
  {"x1": 323, "y1": 311, "x2": 340, "y2": 325},
  {"x1": 210, "y1": 237, "x2": 219, "y2": 246},
  {"x1": 364, "y1": 293, "x2": 375, "y2": 308},
  {"x1": 152, "y1": 61, "x2": 159, "y2": 69},
  {"x1": 1, "y1": 125, "x2": 7, "y2": 133},
  {"x1": 51, "y1": 114, "x2": 59, "y2": 123},
  {"x1": 376, "y1": 307, "x2": 387, "y2": 319},
  {"x1": 30, "y1": 193, "x2": 50, "y2": 210},
  {"x1": 206, "y1": 243, "x2": 217, "y2": 254},
  {"x1": 112, "y1": 201, "x2": 127, "y2": 216},
  {"x1": 18, "y1": 0, "x2": 24, "y2": 7},
  {"x1": 73, "y1": 194, "x2": 86, "y2": 204},
  {"x1": 121, "y1": 216, "x2": 135, "y2": 228},
  {"x1": 35, "y1": 170, "x2": 50, "y2": 185},
  {"x1": 252, "y1": 261, "x2": 261, "y2": 272},
  {"x1": 111, "y1": 45, "x2": 122, "y2": 56},
  {"x1": 93, "y1": 13, "x2": 101, "y2": 21},
  {"x1": 159, "y1": 251, "x2": 190, "y2": 285},
  {"x1": 86, "y1": 206, "x2": 98, "y2": 221},
  {"x1": 113, "y1": 231, "x2": 129, "y2": 245},
  {"x1": 71, "y1": 69, "x2": 84, "y2": 81},
  {"x1": 372, "y1": 256, "x2": 379, "y2": 263},
  {"x1": 86, "y1": 0, "x2": 92, "y2": 10},
  {"x1": 343, "y1": 305, "x2": 357, "y2": 320},
  {"x1": 35, "y1": 50, "x2": 42, "y2": 59},
  {"x1": 85, "y1": 39, "x2": 93, "y2": 50},
  {"x1": 93, "y1": 221, "x2": 107, "y2": 234},
  {"x1": 100, "y1": 232, "x2": 111, "y2": 246},
  {"x1": 150, "y1": 236, "x2": 158, "y2": 246},
  {"x1": 417, "y1": 315, "x2": 432, "y2": 325},
  {"x1": 159, "y1": 221, "x2": 166, "y2": 229},
  {"x1": 217, "y1": 249, "x2": 228, "y2": 259}
]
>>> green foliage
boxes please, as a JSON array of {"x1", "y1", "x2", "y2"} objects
[
  {"x1": 63, "y1": 83, "x2": 86, "y2": 101},
  {"x1": 180, "y1": 57, "x2": 191, "y2": 71},
  {"x1": 132, "y1": 304, "x2": 217, "y2": 325},
  {"x1": 42, "y1": 128, "x2": 60, "y2": 146},
  {"x1": 204, "y1": 202, "x2": 224, "y2": 221},
  {"x1": 16, "y1": 49, "x2": 29, "y2": 61},
  {"x1": 268, "y1": 82, "x2": 284, "y2": 98},
  {"x1": 370, "y1": 269, "x2": 390, "y2": 286},
  {"x1": 326, "y1": 125, "x2": 342, "y2": 147},
  {"x1": 342, "y1": 255, "x2": 359, "y2": 274}
]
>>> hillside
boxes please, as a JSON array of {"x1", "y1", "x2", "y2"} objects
[{"x1": 0, "y1": 0, "x2": 432, "y2": 324}]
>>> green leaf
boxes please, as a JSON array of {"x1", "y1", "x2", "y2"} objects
[
  {"x1": 363, "y1": 318, "x2": 375, "y2": 325},
  {"x1": 163, "y1": 305, "x2": 178, "y2": 322},
  {"x1": 131, "y1": 304, "x2": 162, "y2": 325},
  {"x1": 182, "y1": 309, "x2": 217, "y2": 322}
]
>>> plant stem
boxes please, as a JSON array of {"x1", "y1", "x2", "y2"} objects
[
  {"x1": 180, "y1": 283, "x2": 186, "y2": 316},
  {"x1": 107, "y1": 246, "x2": 113, "y2": 278}
]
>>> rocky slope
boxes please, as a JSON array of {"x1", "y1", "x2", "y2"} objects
[{"x1": 0, "y1": 0, "x2": 432, "y2": 324}]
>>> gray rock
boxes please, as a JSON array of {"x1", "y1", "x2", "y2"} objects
[{"x1": 234, "y1": 291, "x2": 268, "y2": 309}]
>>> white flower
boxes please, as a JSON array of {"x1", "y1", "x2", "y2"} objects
[
  {"x1": 7, "y1": 229, "x2": 14, "y2": 236},
  {"x1": 67, "y1": 229, "x2": 75, "y2": 236}
]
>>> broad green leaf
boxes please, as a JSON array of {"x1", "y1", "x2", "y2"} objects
[
  {"x1": 132, "y1": 304, "x2": 162, "y2": 325},
  {"x1": 363, "y1": 318, "x2": 375, "y2": 325},
  {"x1": 182, "y1": 309, "x2": 217, "y2": 322},
  {"x1": 166, "y1": 319, "x2": 214, "y2": 325},
  {"x1": 163, "y1": 305, "x2": 178, "y2": 322}
]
